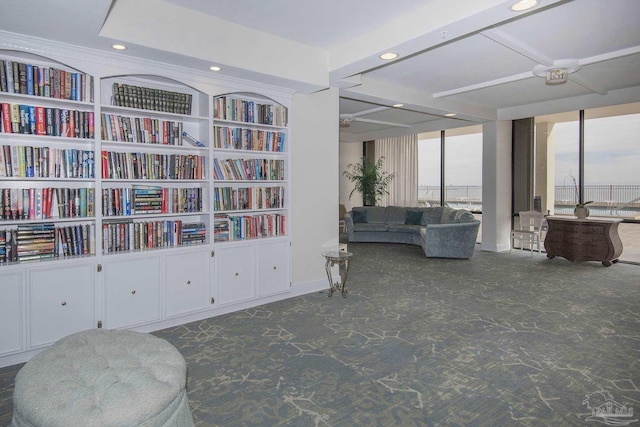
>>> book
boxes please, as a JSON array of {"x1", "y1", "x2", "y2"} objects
[
  {"x1": 0, "y1": 60, "x2": 6, "y2": 93},
  {"x1": 182, "y1": 131, "x2": 205, "y2": 147},
  {"x1": 26, "y1": 63, "x2": 34, "y2": 95},
  {"x1": 1, "y1": 103, "x2": 11, "y2": 133}
]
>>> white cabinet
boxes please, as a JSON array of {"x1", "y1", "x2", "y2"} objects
[
  {"x1": 257, "y1": 240, "x2": 289, "y2": 297},
  {"x1": 0, "y1": 269, "x2": 24, "y2": 356},
  {"x1": 214, "y1": 244, "x2": 255, "y2": 305},
  {"x1": 0, "y1": 42, "x2": 294, "y2": 367},
  {"x1": 29, "y1": 263, "x2": 95, "y2": 348},
  {"x1": 103, "y1": 255, "x2": 161, "y2": 329},
  {"x1": 164, "y1": 249, "x2": 211, "y2": 317}
]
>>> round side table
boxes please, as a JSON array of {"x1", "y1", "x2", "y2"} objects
[{"x1": 322, "y1": 250, "x2": 353, "y2": 297}]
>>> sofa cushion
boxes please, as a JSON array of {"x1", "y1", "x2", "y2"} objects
[
  {"x1": 354, "y1": 223, "x2": 388, "y2": 232},
  {"x1": 387, "y1": 224, "x2": 422, "y2": 233},
  {"x1": 405, "y1": 209, "x2": 424, "y2": 225},
  {"x1": 386, "y1": 206, "x2": 406, "y2": 224},
  {"x1": 366, "y1": 207, "x2": 387, "y2": 223},
  {"x1": 453, "y1": 210, "x2": 475, "y2": 223},
  {"x1": 441, "y1": 207, "x2": 459, "y2": 224},
  {"x1": 422, "y1": 208, "x2": 443, "y2": 225},
  {"x1": 352, "y1": 209, "x2": 367, "y2": 224}
]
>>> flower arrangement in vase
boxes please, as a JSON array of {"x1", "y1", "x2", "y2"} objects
[{"x1": 568, "y1": 174, "x2": 592, "y2": 218}]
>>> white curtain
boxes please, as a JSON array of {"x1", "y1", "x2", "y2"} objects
[{"x1": 375, "y1": 134, "x2": 419, "y2": 207}]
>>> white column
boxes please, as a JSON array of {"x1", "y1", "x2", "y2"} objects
[
  {"x1": 535, "y1": 122, "x2": 556, "y2": 215},
  {"x1": 291, "y1": 87, "x2": 341, "y2": 289},
  {"x1": 481, "y1": 120, "x2": 512, "y2": 252}
]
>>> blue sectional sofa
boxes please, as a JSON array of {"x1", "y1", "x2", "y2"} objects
[{"x1": 344, "y1": 206, "x2": 480, "y2": 259}]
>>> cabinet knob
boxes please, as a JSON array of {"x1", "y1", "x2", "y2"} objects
[
  {"x1": 186, "y1": 280, "x2": 191, "y2": 285},
  {"x1": 235, "y1": 272, "x2": 239, "y2": 276},
  {"x1": 273, "y1": 266, "x2": 277, "y2": 270},
  {"x1": 131, "y1": 290, "x2": 136, "y2": 295},
  {"x1": 61, "y1": 301, "x2": 67, "y2": 306}
]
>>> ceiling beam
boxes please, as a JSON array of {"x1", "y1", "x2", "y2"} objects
[{"x1": 480, "y1": 29, "x2": 554, "y2": 66}]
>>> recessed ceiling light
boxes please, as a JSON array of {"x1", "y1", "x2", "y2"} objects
[
  {"x1": 510, "y1": 0, "x2": 538, "y2": 11},
  {"x1": 379, "y1": 52, "x2": 399, "y2": 60},
  {"x1": 209, "y1": 66, "x2": 221, "y2": 71},
  {"x1": 111, "y1": 44, "x2": 127, "y2": 51},
  {"x1": 445, "y1": 113, "x2": 457, "y2": 117},
  {"x1": 392, "y1": 103, "x2": 404, "y2": 108}
]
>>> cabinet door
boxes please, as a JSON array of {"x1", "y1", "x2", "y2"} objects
[
  {"x1": 29, "y1": 263, "x2": 95, "y2": 348},
  {"x1": 0, "y1": 270, "x2": 24, "y2": 356},
  {"x1": 257, "y1": 240, "x2": 290, "y2": 297},
  {"x1": 103, "y1": 255, "x2": 161, "y2": 329},
  {"x1": 215, "y1": 245, "x2": 255, "y2": 305},
  {"x1": 164, "y1": 249, "x2": 211, "y2": 317}
]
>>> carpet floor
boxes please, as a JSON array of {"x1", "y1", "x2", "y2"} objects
[{"x1": 1, "y1": 243, "x2": 639, "y2": 426}]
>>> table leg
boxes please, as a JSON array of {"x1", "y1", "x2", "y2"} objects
[
  {"x1": 325, "y1": 259, "x2": 350, "y2": 298},
  {"x1": 325, "y1": 259, "x2": 336, "y2": 297},
  {"x1": 338, "y1": 259, "x2": 350, "y2": 297}
]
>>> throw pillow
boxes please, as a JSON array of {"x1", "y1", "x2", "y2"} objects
[
  {"x1": 405, "y1": 209, "x2": 424, "y2": 225},
  {"x1": 352, "y1": 210, "x2": 367, "y2": 224},
  {"x1": 453, "y1": 210, "x2": 475, "y2": 223}
]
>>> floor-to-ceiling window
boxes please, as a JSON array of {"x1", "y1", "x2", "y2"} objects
[
  {"x1": 417, "y1": 133, "x2": 441, "y2": 207},
  {"x1": 548, "y1": 115, "x2": 580, "y2": 215},
  {"x1": 535, "y1": 102, "x2": 640, "y2": 263},
  {"x1": 443, "y1": 128, "x2": 483, "y2": 212},
  {"x1": 418, "y1": 125, "x2": 483, "y2": 242},
  {"x1": 584, "y1": 109, "x2": 640, "y2": 216}
]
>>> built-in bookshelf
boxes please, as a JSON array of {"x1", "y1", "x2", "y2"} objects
[
  {"x1": 0, "y1": 52, "x2": 95, "y2": 264},
  {"x1": 212, "y1": 94, "x2": 288, "y2": 243},
  {"x1": 0, "y1": 43, "x2": 293, "y2": 366},
  {"x1": 99, "y1": 76, "x2": 210, "y2": 255}
]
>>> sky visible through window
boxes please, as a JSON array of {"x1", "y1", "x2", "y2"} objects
[
  {"x1": 418, "y1": 113, "x2": 639, "y2": 187},
  {"x1": 554, "y1": 113, "x2": 640, "y2": 185},
  {"x1": 418, "y1": 133, "x2": 482, "y2": 187}
]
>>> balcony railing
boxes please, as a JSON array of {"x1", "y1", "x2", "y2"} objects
[{"x1": 418, "y1": 185, "x2": 640, "y2": 217}]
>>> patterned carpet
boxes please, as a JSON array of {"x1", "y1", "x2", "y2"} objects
[{"x1": 1, "y1": 243, "x2": 639, "y2": 426}]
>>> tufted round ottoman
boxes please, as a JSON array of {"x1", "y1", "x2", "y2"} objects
[{"x1": 12, "y1": 329, "x2": 194, "y2": 427}]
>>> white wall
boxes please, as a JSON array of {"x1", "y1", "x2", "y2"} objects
[
  {"x1": 291, "y1": 88, "x2": 340, "y2": 288},
  {"x1": 339, "y1": 141, "x2": 364, "y2": 210}
]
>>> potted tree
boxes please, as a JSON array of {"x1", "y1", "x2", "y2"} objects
[{"x1": 343, "y1": 156, "x2": 395, "y2": 206}]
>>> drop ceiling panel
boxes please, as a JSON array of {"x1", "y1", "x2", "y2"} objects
[
  {"x1": 365, "y1": 34, "x2": 538, "y2": 93},
  {"x1": 576, "y1": 55, "x2": 640, "y2": 91},
  {"x1": 163, "y1": 0, "x2": 430, "y2": 49},
  {"x1": 497, "y1": 0, "x2": 640, "y2": 59},
  {"x1": 341, "y1": 121, "x2": 395, "y2": 134},
  {"x1": 450, "y1": 77, "x2": 595, "y2": 110}
]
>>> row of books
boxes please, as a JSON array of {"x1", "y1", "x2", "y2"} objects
[
  {"x1": 213, "y1": 126, "x2": 285, "y2": 152},
  {"x1": 102, "y1": 219, "x2": 205, "y2": 253},
  {"x1": 1, "y1": 145, "x2": 95, "y2": 179},
  {"x1": 0, "y1": 222, "x2": 95, "y2": 264},
  {"x1": 213, "y1": 186, "x2": 285, "y2": 211},
  {"x1": 213, "y1": 213, "x2": 285, "y2": 242},
  {"x1": 1, "y1": 103, "x2": 95, "y2": 139},
  {"x1": 0, "y1": 59, "x2": 93, "y2": 102},
  {"x1": 111, "y1": 83, "x2": 192, "y2": 115},
  {"x1": 214, "y1": 96, "x2": 287, "y2": 126},
  {"x1": 102, "y1": 186, "x2": 204, "y2": 216},
  {"x1": 101, "y1": 113, "x2": 187, "y2": 145},
  {"x1": 101, "y1": 151, "x2": 206, "y2": 180},
  {"x1": 213, "y1": 158, "x2": 285, "y2": 181},
  {"x1": 1, "y1": 187, "x2": 95, "y2": 221}
]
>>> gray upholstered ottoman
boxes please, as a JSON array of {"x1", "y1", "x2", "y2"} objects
[{"x1": 12, "y1": 329, "x2": 194, "y2": 427}]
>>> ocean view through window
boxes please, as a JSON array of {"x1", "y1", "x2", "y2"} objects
[{"x1": 418, "y1": 103, "x2": 639, "y2": 262}]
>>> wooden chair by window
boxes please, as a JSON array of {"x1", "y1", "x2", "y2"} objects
[
  {"x1": 339, "y1": 204, "x2": 347, "y2": 233},
  {"x1": 510, "y1": 210, "x2": 545, "y2": 255}
]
